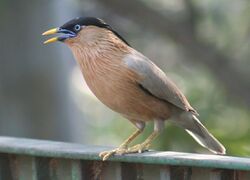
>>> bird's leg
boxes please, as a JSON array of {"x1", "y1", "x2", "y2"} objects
[
  {"x1": 117, "y1": 128, "x2": 142, "y2": 149},
  {"x1": 124, "y1": 119, "x2": 164, "y2": 154},
  {"x1": 99, "y1": 129, "x2": 143, "y2": 161},
  {"x1": 99, "y1": 121, "x2": 145, "y2": 161},
  {"x1": 126, "y1": 131, "x2": 159, "y2": 153}
]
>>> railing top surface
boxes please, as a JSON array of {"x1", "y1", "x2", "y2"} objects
[{"x1": 0, "y1": 136, "x2": 249, "y2": 171}]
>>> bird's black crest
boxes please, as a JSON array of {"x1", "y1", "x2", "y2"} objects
[{"x1": 60, "y1": 17, "x2": 130, "y2": 46}]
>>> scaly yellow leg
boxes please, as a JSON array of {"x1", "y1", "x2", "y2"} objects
[
  {"x1": 126, "y1": 131, "x2": 159, "y2": 153},
  {"x1": 99, "y1": 129, "x2": 142, "y2": 161}
]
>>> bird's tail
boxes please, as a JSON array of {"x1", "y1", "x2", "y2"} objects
[{"x1": 172, "y1": 113, "x2": 226, "y2": 155}]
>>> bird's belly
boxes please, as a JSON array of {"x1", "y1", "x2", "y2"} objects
[{"x1": 84, "y1": 74, "x2": 172, "y2": 121}]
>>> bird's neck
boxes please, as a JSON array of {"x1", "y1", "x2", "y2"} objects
[{"x1": 68, "y1": 39, "x2": 130, "y2": 80}]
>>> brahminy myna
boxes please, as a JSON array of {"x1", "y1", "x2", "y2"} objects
[{"x1": 43, "y1": 17, "x2": 226, "y2": 161}]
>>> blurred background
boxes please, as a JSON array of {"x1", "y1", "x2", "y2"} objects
[{"x1": 0, "y1": 0, "x2": 249, "y2": 156}]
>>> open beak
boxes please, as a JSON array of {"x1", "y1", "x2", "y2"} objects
[{"x1": 42, "y1": 28, "x2": 76, "y2": 44}]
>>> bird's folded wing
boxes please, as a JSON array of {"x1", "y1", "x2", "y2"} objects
[{"x1": 123, "y1": 51, "x2": 197, "y2": 114}]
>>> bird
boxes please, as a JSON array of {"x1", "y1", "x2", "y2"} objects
[{"x1": 42, "y1": 17, "x2": 226, "y2": 161}]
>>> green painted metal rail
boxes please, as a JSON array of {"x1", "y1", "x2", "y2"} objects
[{"x1": 0, "y1": 136, "x2": 249, "y2": 180}]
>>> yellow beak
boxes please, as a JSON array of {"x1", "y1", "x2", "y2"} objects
[
  {"x1": 43, "y1": 37, "x2": 59, "y2": 44},
  {"x1": 42, "y1": 28, "x2": 59, "y2": 44},
  {"x1": 42, "y1": 28, "x2": 58, "y2": 35}
]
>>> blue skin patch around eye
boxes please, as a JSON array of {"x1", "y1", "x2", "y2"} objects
[{"x1": 74, "y1": 25, "x2": 81, "y2": 31}]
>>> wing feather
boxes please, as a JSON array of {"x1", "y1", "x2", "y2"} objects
[{"x1": 123, "y1": 51, "x2": 197, "y2": 114}]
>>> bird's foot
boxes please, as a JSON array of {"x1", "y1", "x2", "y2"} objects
[
  {"x1": 99, "y1": 145, "x2": 128, "y2": 161},
  {"x1": 126, "y1": 142, "x2": 150, "y2": 154},
  {"x1": 99, "y1": 142, "x2": 150, "y2": 161}
]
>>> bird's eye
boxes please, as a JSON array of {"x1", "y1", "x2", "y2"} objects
[{"x1": 74, "y1": 24, "x2": 81, "y2": 31}]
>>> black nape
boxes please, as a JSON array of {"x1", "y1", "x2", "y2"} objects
[{"x1": 60, "y1": 17, "x2": 130, "y2": 46}]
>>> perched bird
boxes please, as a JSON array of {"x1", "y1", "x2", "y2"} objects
[{"x1": 43, "y1": 17, "x2": 226, "y2": 161}]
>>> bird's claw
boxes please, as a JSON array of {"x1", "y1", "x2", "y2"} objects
[
  {"x1": 99, "y1": 143, "x2": 150, "y2": 161},
  {"x1": 99, "y1": 146, "x2": 127, "y2": 161},
  {"x1": 99, "y1": 150, "x2": 115, "y2": 161}
]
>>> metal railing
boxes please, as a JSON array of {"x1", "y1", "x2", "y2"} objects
[{"x1": 0, "y1": 136, "x2": 249, "y2": 180}]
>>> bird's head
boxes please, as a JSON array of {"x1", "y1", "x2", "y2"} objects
[{"x1": 42, "y1": 17, "x2": 129, "y2": 48}]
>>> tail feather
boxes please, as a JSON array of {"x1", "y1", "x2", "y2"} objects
[{"x1": 172, "y1": 113, "x2": 226, "y2": 154}]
